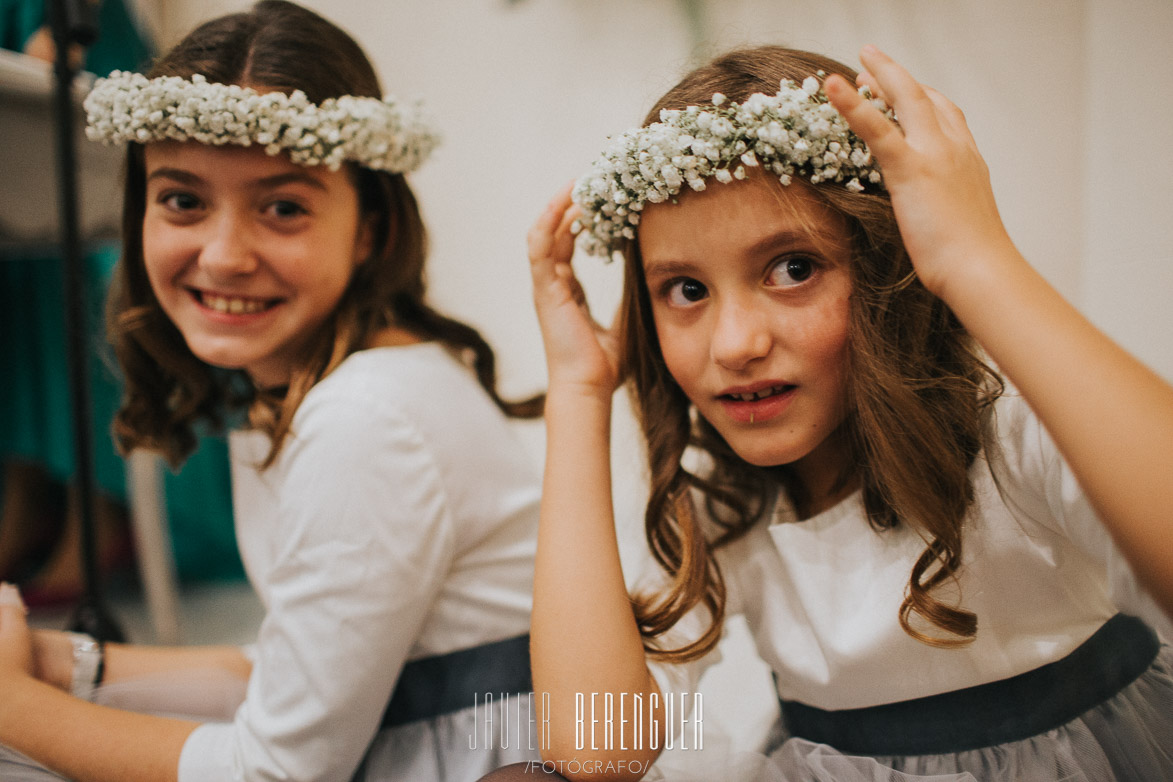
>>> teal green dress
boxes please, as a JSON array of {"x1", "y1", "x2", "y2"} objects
[{"x1": 0, "y1": 0, "x2": 242, "y2": 581}]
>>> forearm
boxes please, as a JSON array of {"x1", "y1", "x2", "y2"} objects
[
  {"x1": 33, "y1": 631, "x2": 251, "y2": 691},
  {"x1": 533, "y1": 388, "x2": 662, "y2": 777},
  {"x1": 0, "y1": 676, "x2": 197, "y2": 782},
  {"x1": 942, "y1": 244, "x2": 1173, "y2": 614},
  {"x1": 104, "y1": 643, "x2": 252, "y2": 685}
]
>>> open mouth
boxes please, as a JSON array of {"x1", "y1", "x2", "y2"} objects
[
  {"x1": 720, "y1": 384, "x2": 795, "y2": 402},
  {"x1": 717, "y1": 383, "x2": 797, "y2": 424},
  {"x1": 191, "y1": 289, "x2": 280, "y2": 315}
]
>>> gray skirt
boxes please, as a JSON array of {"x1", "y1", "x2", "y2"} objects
[{"x1": 649, "y1": 615, "x2": 1173, "y2": 781}]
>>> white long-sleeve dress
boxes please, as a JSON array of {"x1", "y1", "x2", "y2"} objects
[
  {"x1": 649, "y1": 391, "x2": 1172, "y2": 781},
  {"x1": 1, "y1": 342, "x2": 543, "y2": 782}
]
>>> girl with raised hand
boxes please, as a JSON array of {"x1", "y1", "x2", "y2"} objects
[
  {"x1": 0, "y1": 2, "x2": 543, "y2": 780},
  {"x1": 525, "y1": 44, "x2": 1173, "y2": 781}
]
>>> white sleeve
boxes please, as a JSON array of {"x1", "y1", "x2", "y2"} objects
[
  {"x1": 179, "y1": 393, "x2": 456, "y2": 782},
  {"x1": 994, "y1": 392, "x2": 1172, "y2": 641}
]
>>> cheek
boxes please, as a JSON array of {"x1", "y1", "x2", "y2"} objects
[
  {"x1": 652, "y1": 313, "x2": 704, "y2": 393},
  {"x1": 798, "y1": 297, "x2": 852, "y2": 400},
  {"x1": 299, "y1": 228, "x2": 363, "y2": 286},
  {"x1": 140, "y1": 225, "x2": 182, "y2": 292},
  {"x1": 808, "y1": 305, "x2": 850, "y2": 362}
]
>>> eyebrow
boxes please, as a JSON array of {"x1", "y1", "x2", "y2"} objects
[
  {"x1": 643, "y1": 228, "x2": 832, "y2": 278},
  {"x1": 146, "y1": 168, "x2": 202, "y2": 186},
  {"x1": 146, "y1": 167, "x2": 330, "y2": 192},
  {"x1": 641, "y1": 258, "x2": 701, "y2": 280}
]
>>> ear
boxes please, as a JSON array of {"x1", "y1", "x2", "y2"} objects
[{"x1": 353, "y1": 212, "x2": 378, "y2": 268}]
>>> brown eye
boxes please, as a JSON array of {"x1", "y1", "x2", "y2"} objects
[
  {"x1": 667, "y1": 278, "x2": 708, "y2": 306},
  {"x1": 266, "y1": 200, "x2": 308, "y2": 219},
  {"x1": 767, "y1": 256, "x2": 815, "y2": 287},
  {"x1": 161, "y1": 192, "x2": 202, "y2": 211}
]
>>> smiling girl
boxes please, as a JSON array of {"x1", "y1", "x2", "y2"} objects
[
  {"x1": 522, "y1": 45, "x2": 1173, "y2": 780},
  {"x1": 141, "y1": 141, "x2": 377, "y2": 388},
  {"x1": 0, "y1": 2, "x2": 542, "y2": 781}
]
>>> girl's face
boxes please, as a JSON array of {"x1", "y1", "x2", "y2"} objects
[
  {"x1": 638, "y1": 174, "x2": 854, "y2": 494},
  {"x1": 142, "y1": 141, "x2": 372, "y2": 387}
]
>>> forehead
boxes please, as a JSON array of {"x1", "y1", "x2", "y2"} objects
[
  {"x1": 143, "y1": 140, "x2": 350, "y2": 191},
  {"x1": 636, "y1": 173, "x2": 850, "y2": 266}
]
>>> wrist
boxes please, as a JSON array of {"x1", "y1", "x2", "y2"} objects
[
  {"x1": 65, "y1": 632, "x2": 105, "y2": 700},
  {"x1": 545, "y1": 380, "x2": 618, "y2": 407},
  {"x1": 31, "y1": 630, "x2": 72, "y2": 690},
  {"x1": 544, "y1": 384, "x2": 617, "y2": 430},
  {"x1": 927, "y1": 235, "x2": 1023, "y2": 308}
]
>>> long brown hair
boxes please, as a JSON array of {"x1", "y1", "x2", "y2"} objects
[
  {"x1": 621, "y1": 46, "x2": 1003, "y2": 661},
  {"x1": 108, "y1": 0, "x2": 540, "y2": 469}
]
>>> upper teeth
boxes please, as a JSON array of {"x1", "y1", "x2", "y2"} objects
[
  {"x1": 203, "y1": 294, "x2": 268, "y2": 314},
  {"x1": 730, "y1": 385, "x2": 787, "y2": 402}
]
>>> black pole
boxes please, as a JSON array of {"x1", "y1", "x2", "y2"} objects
[{"x1": 45, "y1": 0, "x2": 124, "y2": 642}]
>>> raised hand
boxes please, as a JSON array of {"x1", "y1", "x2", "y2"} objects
[
  {"x1": 527, "y1": 183, "x2": 622, "y2": 396},
  {"x1": 824, "y1": 45, "x2": 1019, "y2": 303},
  {"x1": 830, "y1": 47, "x2": 1173, "y2": 619}
]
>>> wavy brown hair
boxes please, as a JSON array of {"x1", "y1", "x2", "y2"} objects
[
  {"x1": 621, "y1": 46, "x2": 1003, "y2": 662},
  {"x1": 108, "y1": 0, "x2": 540, "y2": 469}
]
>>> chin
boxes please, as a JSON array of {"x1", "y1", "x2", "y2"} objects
[
  {"x1": 185, "y1": 343, "x2": 253, "y2": 372},
  {"x1": 723, "y1": 436, "x2": 801, "y2": 469},
  {"x1": 738, "y1": 451, "x2": 793, "y2": 469}
]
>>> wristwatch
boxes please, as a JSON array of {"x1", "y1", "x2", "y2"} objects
[{"x1": 67, "y1": 632, "x2": 106, "y2": 699}]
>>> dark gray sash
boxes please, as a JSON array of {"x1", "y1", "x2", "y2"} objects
[
  {"x1": 779, "y1": 614, "x2": 1159, "y2": 755},
  {"x1": 380, "y1": 633, "x2": 531, "y2": 728}
]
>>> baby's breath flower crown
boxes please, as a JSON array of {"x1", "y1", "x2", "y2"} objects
[
  {"x1": 573, "y1": 75, "x2": 890, "y2": 258},
  {"x1": 84, "y1": 71, "x2": 440, "y2": 174}
]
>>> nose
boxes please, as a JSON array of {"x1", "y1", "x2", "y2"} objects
[
  {"x1": 197, "y1": 212, "x2": 258, "y2": 278},
  {"x1": 710, "y1": 294, "x2": 772, "y2": 370}
]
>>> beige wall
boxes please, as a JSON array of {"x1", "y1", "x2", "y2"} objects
[
  {"x1": 1083, "y1": 0, "x2": 1173, "y2": 384},
  {"x1": 143, "y1": 0, "x2": 1173, "y2": 391}
]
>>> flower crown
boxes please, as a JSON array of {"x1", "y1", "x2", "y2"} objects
[
  {"x1": 84, "y1": 71, "x2": 440, "y2": 174},
  {"x1": 572, "y1": 75, "x2": 889, "y2": 257}
]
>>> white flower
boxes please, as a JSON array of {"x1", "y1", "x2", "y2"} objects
[
  {"x1": 710, "y1": 117, "x2": 735, "y2": 139},
  {"x1": 84, "y1": 71, "x2": 440, "y2": 174},
  {"x1": 571, "y1": 76, "x2": 890, "y2": 256}
]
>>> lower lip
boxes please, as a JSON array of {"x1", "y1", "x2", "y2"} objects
[{"x1": 718, "y1": 386, "x2": 797, "y2": 424}]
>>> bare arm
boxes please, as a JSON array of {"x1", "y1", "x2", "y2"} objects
[
  {"x1": 32, "y1": 630, "x2": 251, "y2": 692},
  {"x1": 1, "y1": 586, "x2": 198, "y2": 782},
  {"x1": 528, "y1": 187, "x2": 664, "y2": 779},
  {"x1": 827, "y1": 46, "x2": 1173, "y2": 616}
]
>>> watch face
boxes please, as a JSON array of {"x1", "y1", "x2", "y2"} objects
[{"x1": 69, "y1": 633, "x2": 105, "y2": 697}]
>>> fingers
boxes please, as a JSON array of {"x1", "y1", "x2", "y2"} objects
[
  {"x1": 857, "y1": 45, "x2": 942, "y2": 137},
  {"x1": 824, "y1": 72, "x2": 907, "y2": 161},
  {"x1": 831, "y1": 46, "x2": 978, "y2": 176},
  {"x1": 528, "y1": 181, "x2": 579, "y2": 287},
  {"x1": 555, "y1": 261, "x2": 587, "y2": 308},
  {"x1": 0, "y1": 583, "x2": 29, "y2": 641},
  {"x1": 923, "y1": 85, "x2": 970, "y2": 138},
  {"x1": 556, "y1": 199, "x2": 580, "y2": 241},
  {"x1": 0, "y1": 582, "x2": 27, "y2": 616},
  {"x1": 854, "y1": 69, "x2": 888, "y2": 105},
  {"x1": 528, "y1": 183, "x2": 574, "y2": 259},
  {"x1": 857, "y1": 48, "x2": 967, "y2": 136}
]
